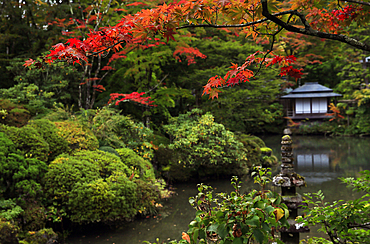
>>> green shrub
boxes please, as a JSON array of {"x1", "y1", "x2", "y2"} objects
[
  {"x1": 0, "y1": 153, "x2": 47, "y2": 199},
  {"x1": 0, "y1": 99, "x2": 31, "y2": 127},
  {"x1": 0, "y1": 199, "x2": 24, "y2": 221},
  {"x1": 0, "y1": 132, "x2": 15, "y2": 156},
  {"x1": 116, "y1": 148, "x2": 156, "y2": 181},
  {"x1": 134, "y1": 179, "x2": 161, "y2": 216},
  {"x1": 300, "y1": 170, "x2": 370, "y2": 243},
  {"x1": 157, "y1": 110, "x2": 252, "y2": 181},
  {"x1": 98, "y1": 146, "x2": 120, "y2": 157},
  {"x1": 28, "y1": 119, "x2": 69, "y2": 161},
  {"x1": 44, "y1": 150, "x2": 159, "y2": 223},
  {"x1": 145, "y1": 168, "x2": 289, "y2": 244},
  {"x1": 2, "y1": 125, "x2": 49, "y2": 162},
  {"x1": 54, "y1": 121, "x2": 99, "y2": 152},
  {"x1": 67, "y1": 177, "x2": 138, "y2": 223},
  {"x1": 88, "y1": 107, "x2": 155, "y2": 160},
  {"x1": 0, "y1": 218, "x2": 19, "y2": 244},
  {"x1": 44, "y1": 156, "x2": 99, "y2": 203},
  {"x1": 162, "y1": 110, "x2": 248, "y2": 180},
  {"x1": 21, "y1": 203, "x2": 46, "y2": 232}
]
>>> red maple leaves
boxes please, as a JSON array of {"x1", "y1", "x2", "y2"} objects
[
  {"x1": 173, "y1": 47, "x2": 207, "y2": 65},
  {"x1": 203, "y1": 52, "x2": 303, "y2": 99},
  {"x1": 108, "y1": 92, "x2": 156, "y2": 106}
]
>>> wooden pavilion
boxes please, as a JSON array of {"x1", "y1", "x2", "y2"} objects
[{"x1": 280, "y1": 82, "x2": 342, "y2": 120}]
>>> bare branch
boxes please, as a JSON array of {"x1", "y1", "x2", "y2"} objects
[
  {"x1": 339, "y1": 0, "x2": 370, "y2": 7},
  {"x1": 260, "y1": 0, "x2": 370, "y2": 52},
  {"x1": 348, "y1": 222, "x2": 370, "y2": 229},
  {"x1": 177, "y1": 10, "x2": 295, "y2": 30}
]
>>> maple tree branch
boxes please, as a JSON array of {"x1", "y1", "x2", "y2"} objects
[
  {"x1": 69, "y1": 1, "x2": 86, "y2": 39},
  {"x1": 348, "y1": 222, "x2": 370, "y2": 229},
  {"x1": 253, "y1": 13, "x2": 292, "y2": 77},
  {"x1": 260, "y1": 0, "x2": 370, "y2": 52},
  {"x1": 339, "y1": 0, "x2": 370, "y2": 7},
  {"x1": 85, "y1": 39, "x2": 127, "y2": 57},
  {"x1": 177, "y1": 10, "x2": 295, "y2": 30},
  {"x1": 145, "y1": 74, "x2": 169, "y2": 94}
]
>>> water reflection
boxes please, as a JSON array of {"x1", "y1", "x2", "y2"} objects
[
  {"x1": 295, "y1": 151, "x2": 338, "y2": 184},
  {"x1": 67, "y1": 135, "x2": 370, "y2": 244}
]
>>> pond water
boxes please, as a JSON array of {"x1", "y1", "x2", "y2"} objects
[{"x1": 67, "y1": 135, "x2": 370, "y2": 244}]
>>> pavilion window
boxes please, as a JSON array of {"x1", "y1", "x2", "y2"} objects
[
  {"x1": 312, "y1": 98, "x2": 327, "y2": 113},
  {"x1": 296, "y1": 98, "x2": 311, "y2": 114}
]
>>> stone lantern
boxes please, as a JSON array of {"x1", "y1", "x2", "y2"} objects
[{"x1": 272, "y1": 129, "x2": 309, "y2": 243}]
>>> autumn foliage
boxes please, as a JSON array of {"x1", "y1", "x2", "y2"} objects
[{"x1": 26, "y1": 0, "x2": 370, "y2": 100}]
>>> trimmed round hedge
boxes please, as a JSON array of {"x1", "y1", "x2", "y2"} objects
[
  {"x1": 44, "y1": 150, "x2": 159, "y2": 223},
  {"x1": 54, "y1": 121, "x2": 99, "y2": 153}
]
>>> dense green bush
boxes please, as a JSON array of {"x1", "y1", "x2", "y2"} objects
[
  {"x1": 0, "y1": 99, "x2": 31, "y2": 127},
  {"x1": 88, "y1": 107, "x2": 155, "y2": 160},
  {"x1": 28, "y1": 119, "x2": 69, "y2": 161},
  {"x1": 0, "y1": 218, "x2": 19, "y2": 244},
  {"x1": 0, "y1": 131, "x2": 15, "y2": 155},
  {"x1": 44, "y1": 150, "x2": 160, "y2": 223},
  {"x1": 0, "y1": 199, "x2": 24, "y2": 221},
  {"x1": 299, "y1": 170, "x2": 370, "y2": 244},
  {"x1": 161, "y1": 109, "x2": 249, "y2": 180},
  {"x1": 164, "y1": 109, "x2": 248, "y2": 165},
  {"x1": 1, "y1": 155, "x2": 47, "y2": 200},
  {"x1": 116, "y1": 147, "x2": 156, "y2": 181},
  {"x1": 0, "y1": 152, "x2": 47, "y2": 200},
  {"x1": 237, "y1": 134, "x2": 264, "y2": 166},
  {"x1": 145, "y1": 168, "x2": 289, "y2": 244},
  {"x1": 54, "y1": 121, "x2": 99, "y2": 152},
  {"x1": 1, "y1": 125, "x2": 49, "y2": 162}
]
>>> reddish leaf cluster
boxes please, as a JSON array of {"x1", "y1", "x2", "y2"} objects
[
  {"x1": 173, "y1": 47, "x2": 207, "y2": 65},
  {"x1": 326, "y1": 103, "x2": 344, "y2": 121},
  {"x1": 332, "y1": 5, "x2": 361, "y2": 21},
  {"x1": 92, "y1": 85, "x2": 106, "y2": 92},
  {"x1": 308, "y1": 5, "x2": 366, "y2": 32},
  {"x1": 47, "y1": 40, "x2": 89, "y2": 65},
  {"x1": 203, "y1": 52, "x2": 303, "y2": 99},
  {"x1": 108, "y1": 92, "x2": 156, "y2": 106}
]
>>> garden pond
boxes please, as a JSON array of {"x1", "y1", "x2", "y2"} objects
[{"x1": 67, "y1": 135, "x2": 370, "y2": 244}]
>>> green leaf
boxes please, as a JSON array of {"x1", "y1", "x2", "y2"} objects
[
  {"x1": 217, "y1": 223, "x2": 228, "y2": 239},
  {"x1": 245, "y1": 215, "x2": 259, "y2": 226},
  {"x1": 252, "y1": 228, "x2": 264, "y2": 244},
  {"x1": 262, "y1": 222, "x2": 270, "y2": 232},
  {"x1": 207, "y1": 223, "x2": 219, "y2": 233},
  {"x1": 233, "y1": 237, "x2": 243, "y2": 244},
  {"x1": 265, "y1": 205, "x2": 274, "y2": 214},
  {"x1": 199, "y1": 229, "x2": 206, "y2": 239},
  {"x1": 192, "y1": 228, "x2": 199, "y2": 242}
]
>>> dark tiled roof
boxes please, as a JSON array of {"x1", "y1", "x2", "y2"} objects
[
  {"x1": 281, "y1": 92, "x2": 342, "y2": 98},
  {"x1": 281, "y1": 82, "x2": 342, "y2": 99}
]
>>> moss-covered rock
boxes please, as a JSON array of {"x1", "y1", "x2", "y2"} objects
[
  {"x1": 237, "y1": 134, "x2": 278, "y2": 167},
  {"x1": 23, "y1": 228, "x2": 57, "y2": 244}
]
